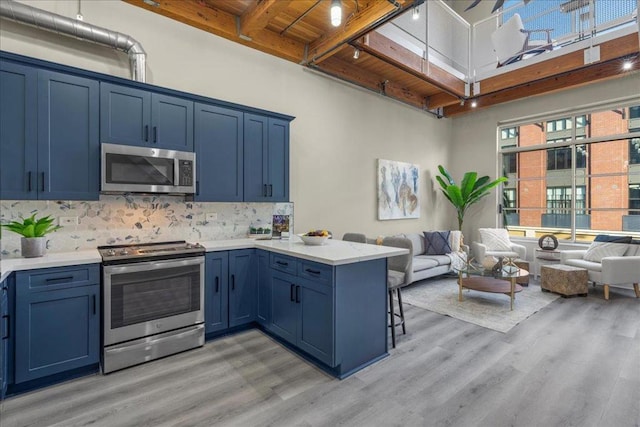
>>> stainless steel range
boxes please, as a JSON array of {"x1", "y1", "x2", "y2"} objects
[{"x1": 99, "y1": 241, "x2": 205, "y2": 373}]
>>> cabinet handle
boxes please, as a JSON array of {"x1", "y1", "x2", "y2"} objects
[
  {"x1": 268, "y1": 184, "x2": 273, "y2": 197},
  {"x1": 41, "y1": 172, "x2": 45, "y2": 192},
  {"x1": 295, "y1": 285, "x2": 300, "y2": 303},
  {"x1": 263, "y1": 184, "x2": 268, "y2": 197},
  {"x1": 215, "y1": 276, "x2": 219, "y2": 293},
  {"x1": 153, "y1": 126, "x2": 157, "y2": 143},
  {"x1": 46, "y1": 276, "x2": 74, "y2": 284},
  {"x1": 305, "y1": 268, "x2": 321, "y2": 275},
  {"x1": 27, "y1": 171, "x2": 32, "y2": 191},
  {"x1": 196, "y1": 181, "x2": 200, "y2": 196},
  {"x1": 276, "y1": 261, "x2": 288, "y2": 267},
  {"x1": 231, "y1": 274, "x2": 235, "y2": 290},
  {"x1": 290, "y1": 284, "x2": 295, "y2": 302},
  {"x1": 2, "y1": 315, "x2": 9, "y2": 340},
  {"x1": 145, "y1": 125, "x2": 149, "y2": 141},
  {"x1": 92, "y1": 295, "x2": 96, "y2": 315}
]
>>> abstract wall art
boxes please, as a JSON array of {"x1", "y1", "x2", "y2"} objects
[{"x1": 377, "y1": 159, "x2": 420, "y2": 220}]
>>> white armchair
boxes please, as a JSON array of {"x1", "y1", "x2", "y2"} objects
[
  {"x1": 561, "y1": 241, "x2": 640, "y2": 300},
  {"x1": 471, "y1": 228, "x2": 527, "y2": 264}
]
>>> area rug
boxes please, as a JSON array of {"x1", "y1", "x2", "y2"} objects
[{"x1": 401, "y1": 276, "x2": 560, "y2": 333}]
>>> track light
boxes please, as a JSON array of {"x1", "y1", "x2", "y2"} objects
[
  {"x1": 330, "y1": 0, "x2": 342, "y2": 27},
  {"x1": 353, "y1": 48, "x2": 360, "y2": 59},
  {"x1": 412, "y1": 6, "x2": 419, "y2": 20},
  {"x1": 622, "y1": 60, "x2": 633, "y2": 70},
  {"x1": 471, "y1": 100, "x2": 478, "y2": 108}
]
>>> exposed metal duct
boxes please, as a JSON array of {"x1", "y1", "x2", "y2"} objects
[{"x1": 0, "y1": 0, "x2": 146, "y2": 82}]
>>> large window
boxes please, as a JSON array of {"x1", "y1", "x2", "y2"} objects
[{"x1": 499, "y1": 103, "x2": 640, "y2": 241}]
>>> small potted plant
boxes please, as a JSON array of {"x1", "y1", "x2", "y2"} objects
[{"x1": 1, "y1": 213, "x2": 62, "y2": 258}]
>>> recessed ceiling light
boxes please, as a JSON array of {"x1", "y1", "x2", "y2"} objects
[
  {"x1": 471, "y1": 100, "x2": 478, "y2": 108},
  {"x1": 412, "y1": 7, "x2": 420, "y2": 20},
  {"x1": 330, "y1": 0, "x2": 342, "y2": 27},
  {"x1": 622, "y1": 60, "x2": 633, "y2": 70},
  {"x1": 353, "y1": 48, "x2": 360, "y2": 60}
]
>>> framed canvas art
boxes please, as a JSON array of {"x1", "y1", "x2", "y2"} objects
[{"x1": 377, "y1": 159, "x2": 420, "y2": 220}]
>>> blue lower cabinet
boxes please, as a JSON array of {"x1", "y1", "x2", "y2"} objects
[
  {"x1": 1, "y1": 277, "x2": 10, "y2": 399},
  {"x1": 256, "y1": 250, "x2": 271, "y2": 326},
  {"x1": 270, "y1": 271, "x2": 298, "y2": 345},
  {"x1": 228, "y1": 250, "x2": 257, "y2": 328},
  {"x1": 270, "y1": 268, "x2": 335, "y2": 366},
  {"x1": 14, "y1": 274, "x2": 100, "y2": 383},
  {"x1": 297, "y1": 277, "x2": 334, "y2": 366},
  {"x1": 205, "y1": 252, "x2": 229, "y2": 334}
]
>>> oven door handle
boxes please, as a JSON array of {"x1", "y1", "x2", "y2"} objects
[{"x1": 103, "y1": 256, "x2": 204, "y2": 275}]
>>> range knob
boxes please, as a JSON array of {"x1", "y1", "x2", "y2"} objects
[
  {"x1": 106, "y1": 249, "x2": 116, "y2": 256},
  {"x1": 119, "y1": 249, "x2": 129, "y2": 256}
]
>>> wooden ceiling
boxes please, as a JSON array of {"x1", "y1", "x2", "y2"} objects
[{"x1": 123, "y1": 0, "x2": 639, "y2": 117}]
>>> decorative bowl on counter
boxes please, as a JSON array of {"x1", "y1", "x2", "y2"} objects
[{"x1": 299, "y1": 230, "x2": 331, "y2": 246}]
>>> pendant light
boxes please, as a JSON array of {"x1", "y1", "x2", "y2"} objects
[{"x1": 330, "y1": 0, "x2": 342, "y2": 27}]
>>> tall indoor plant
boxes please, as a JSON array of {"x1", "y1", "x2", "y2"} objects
[
  {"x1": 1, "y1": 213, "x2": 62, "y2": 257},
  {"x1": 435, "y1": 165, "x2": 507, "y2": 230}
]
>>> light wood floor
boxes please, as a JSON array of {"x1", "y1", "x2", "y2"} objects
[{"x1": 1, "y1": 281, "x2": 639, "y2": 427}]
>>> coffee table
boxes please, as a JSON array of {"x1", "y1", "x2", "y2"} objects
[{"x1": 455, "y1": 262, "x2": 528, "y2": 311}]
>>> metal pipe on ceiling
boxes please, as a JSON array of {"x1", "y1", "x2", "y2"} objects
[{"x1": 0, "y1": 0, "x2": 147, "y2": 82}]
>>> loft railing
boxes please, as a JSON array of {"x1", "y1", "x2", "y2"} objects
[{"x1": 471, "y1": 0, "x2": 639, "y2": 79}]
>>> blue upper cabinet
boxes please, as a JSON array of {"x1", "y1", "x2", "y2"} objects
[
  {"x1": 100, "y1": 83, "x2": 193, "y2": 151},
  {"x1": 194, "y1": 103, "x2": 243, "y2": 202},
  {"x1": 0, "y1": 62, "x2": 99, "y2": 201},
  {"x1": 0, "y1": 61, "x2": 37, "y2": 200},
  {"x1": 244, "y1": 114, "x2": 290, "y2": 202},
  {"x1": 38, "y1": 71, "x2": 100, "y2": 200}
]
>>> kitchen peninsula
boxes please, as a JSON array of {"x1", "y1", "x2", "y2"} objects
[{"x1": 0, "y1": 237, "x2": 407, "y2": 398}]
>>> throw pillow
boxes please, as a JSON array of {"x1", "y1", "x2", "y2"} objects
[
  {"x1": 593, "y1": 234, "x2": 632, "y2": 244},
  {"x1": 479, "y1": 228, "x2": 512, "y2": 251},
  {"x1": 583, "y1": 240, "x2": 630, "y2": 262},
  {"x1": 424, "y1": 231, "x2": 452, "y2": 255},
  {"x1": 449, "y1": 230, "x2": 462, "y2": 252}
]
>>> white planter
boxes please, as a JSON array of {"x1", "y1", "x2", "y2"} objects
[{"x1": 21, "y1": 237, "x2": 46, "y2": 258}]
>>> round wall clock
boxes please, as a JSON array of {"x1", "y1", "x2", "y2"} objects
[{"x1": 538, "y1": 234, "x2": 558, "y2": 250}]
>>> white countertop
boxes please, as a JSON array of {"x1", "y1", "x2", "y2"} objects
[{"x1": 0, "y1": 237, "x2": 408, "y2": 281}]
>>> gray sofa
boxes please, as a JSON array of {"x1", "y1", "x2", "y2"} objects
[{"x1": 395, "y1": 231, "x2": 469, "y2": 284}]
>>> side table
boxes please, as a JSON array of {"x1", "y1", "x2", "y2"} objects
[{"x1": 534, "y1": 249, "x2": 562, "y2": 279}]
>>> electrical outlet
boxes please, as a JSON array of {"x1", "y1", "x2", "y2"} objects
[
  {"x1": 59, "y1": 216, "x2": 78, "y2": 226},
  {"x1": 205, "y1": 213, "x2": 218, "y2": 222}
]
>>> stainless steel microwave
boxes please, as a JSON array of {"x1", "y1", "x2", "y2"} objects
[{"x1": 101, "y1": 143, "x2": 196, "y2": 195}]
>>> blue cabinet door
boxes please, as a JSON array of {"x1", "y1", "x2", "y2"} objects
[
  {"x1": 297, "y1": 277, "x2": 334, "y2": 366},
  {"x1": 243, "y1": 114, "x2": 269, "y2": 202},
  {"x1": 270, "y1": 271, "x2": 297, "y2": 345},
  {"x1": 14, "y1": 283, "x2": 100, "y2": 383},
  {"x1": 267, "y1": 118, "x2": 290, "y2": 202},
  {"x1": 205, "y1": 252, "x2": 229, "y2": 334},
  {"x1": 151, "y1": 94, "x2": 193, "y2": 151},
  {"x1": 100, "y1": 83, "x2": 151, "y2": 147},
  {"x1": 38, "y1": 71, "x2": 100, "y2": 200},
  {"x1": 228, "y1": 249, "x2": 256, "y2": 327},
  {"x1": 194, "y1": 103, "x2": 243, "y2": 201},
  {"x1": 0, "y1": 61, "x2": 38, "y2": 200},
  {"x1": 0, "y1": 278, "x2": 9, "y2": 399},
  {"x1": 256, "y1": 250, "x2": 271, "y2": 326}
]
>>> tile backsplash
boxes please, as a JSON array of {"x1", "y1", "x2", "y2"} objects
[{"x1": 0, "y1": 195, "x2": 293, "y2": 258}]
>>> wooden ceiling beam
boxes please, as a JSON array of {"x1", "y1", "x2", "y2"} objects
[
  {"x1": 477, "y1": 33, "x2": 639, "y2": 95},
  {"x1": 240, "y1": 0, "x2": 292, "y2": 36},
  {"x1": 316, "y1": 57, "x2": 428, "y2": 110},
  {"x1": 306, "y1": 0, "x2": 414, "y2": 65},
  {"x1": 426, "y1": 92, "x2": 460, "y2": 109},
  {"x1": 358, "y1": 31, "x2": 467, "y2": 98},
  {"x1": 122, "y1": 0, "x2": 305, "y2": 63},
  {"x1": 444, "y1": 56, "x2": 639, "y2": 117}
]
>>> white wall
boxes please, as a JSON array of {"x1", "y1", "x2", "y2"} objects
[
  {"x1": 451, "y1": 74, "x2": 640, "y2": 243},
  {"x1": 0, "y1": 0, "x2": 455, "y2": 240}
]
